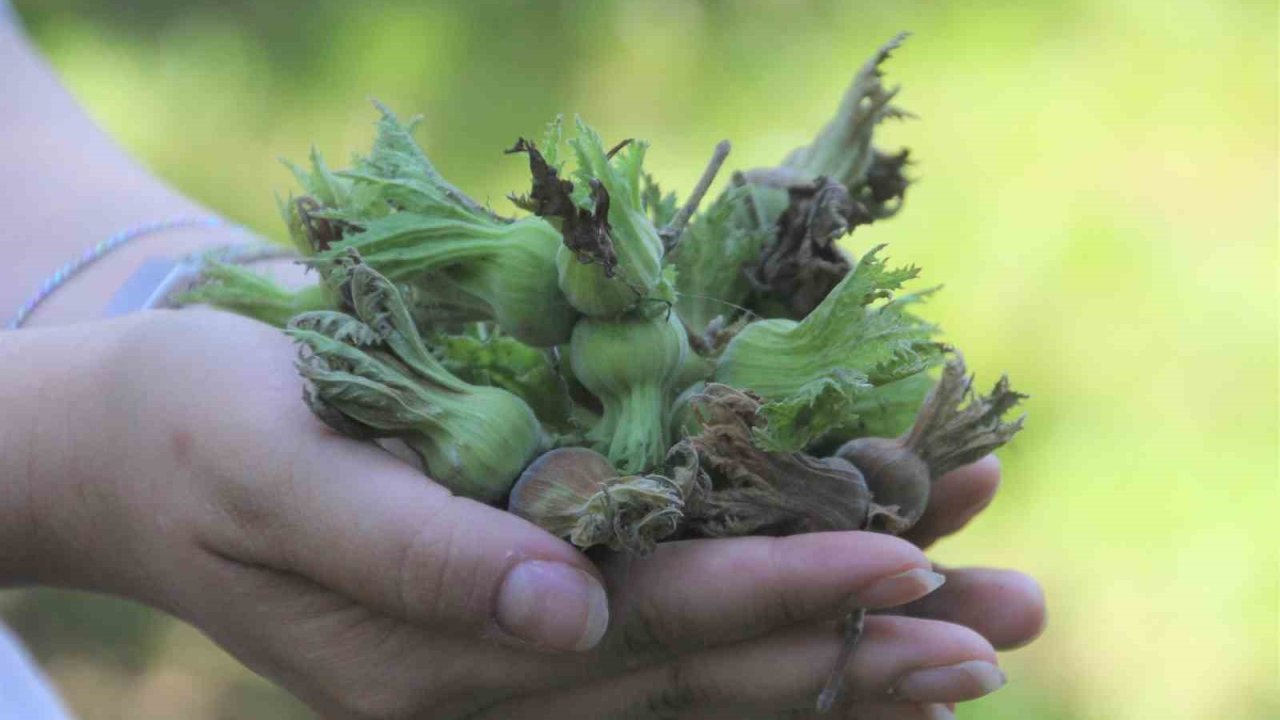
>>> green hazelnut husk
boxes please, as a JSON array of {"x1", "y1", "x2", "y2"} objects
[
  {"x1": 569, "y1": 311, "x2": 689, "y2": 474},
  {"x1": 287, "y1": 256, "x2": 545, "y2": 503}
]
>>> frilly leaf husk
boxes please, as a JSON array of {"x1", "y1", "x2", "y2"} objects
[
  {"x1": 585, "y1": 442, "x2": 706, "y2": 555},
  {"x1": 679, "y1": 384, "x2": 874, "y2": 537},
  {"x1": 781, "y1": 32, "x2": 911, "y2": 191},
  {"x1": 567, "y1": 473, "x2": 687, "y2": 555},
  {"x1": 515, "y1": 443, "x2": 708, "y2": 556},
  {"x1": 903, "y1": 352, "x2": 1028, "y2": 478},
  {"x1": 834, "y1": 352, "x2": 1026, "y2": 533}
]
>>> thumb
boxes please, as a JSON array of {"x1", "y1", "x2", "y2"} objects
[{"x1": 215, "y1": 433, "x2": 610, "y2": 653}]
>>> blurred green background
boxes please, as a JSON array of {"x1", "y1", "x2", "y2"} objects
[{"x1": 2, "y1": 1, "x2": 1276, "y2": 718}]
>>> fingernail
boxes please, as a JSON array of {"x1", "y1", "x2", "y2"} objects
[
  {"x1": 852, "y1": 568, "x2": 946, "y2": 609},
  {"x1": 891, "y1": 660, "x2": 1006, "y2": 702},
  {"x1": 923, "y1": 704, "x2": 957, "y2": 720},
  {"x1": 495, "y1": 560, "x2": 609, "y2": 651}
]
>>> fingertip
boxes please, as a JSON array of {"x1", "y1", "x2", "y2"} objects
[
  {"x1": 775, "y1": 532, "x2": 938, "y2": 607},
  {"x1": 843, "y1": 615, "x2": 1000, "y2": 705},
  {"x1": 896, "y1": 567, "x2": 1048, "y2": 651},
  {"x1": 772, "y1": 530, "x2": 933, "y2": 574},
  {"x1": 940, "y1": 454, "x2": 1001, "y2": 497},
  {"x1": 852, "y1": 567, "x2": 947, "y2": 610},
  {"x1": 891, "y1": 659, "x2": 1006, "y2": 703},
  {"x1": 998, "y1": 572, "x2": 1047, "y2": 649},
  {"x1": 494, "y1": 559, "x2": 610, "y2": 652},
  {"x1": 905, "y1": 455, "x2": 1003, "y2": 547}
]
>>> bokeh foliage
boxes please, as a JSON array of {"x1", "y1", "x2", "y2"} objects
[{"x1": 4, "y1": 1, "x2": 1277, "y2": 718}]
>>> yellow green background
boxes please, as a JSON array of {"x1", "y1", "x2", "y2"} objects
[{"x1": 3, "y1": 1, "x2": 1276, "y2": 718}]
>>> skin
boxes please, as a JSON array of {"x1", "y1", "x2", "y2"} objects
[{"x1": 0, "y1": 14, "x2": 1045, "y2": 720}]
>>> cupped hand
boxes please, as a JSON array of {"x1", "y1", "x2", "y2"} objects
[{"x1": 49, "y1": 310, "x2": 1042, "y2": 719}]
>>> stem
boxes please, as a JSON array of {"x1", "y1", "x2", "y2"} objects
[
  {"x1": 662, "y1": 140, "x2": 731, "y2": 252},
  {"x1": 606, "y1": 383, "x2": 669, "y2": 474},
  {"x1": 816, "y1": 608, "x2": 866, "y2": 714}
]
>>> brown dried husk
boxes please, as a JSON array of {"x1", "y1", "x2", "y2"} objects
[
  {"x1": 748, "y1": 177, "x2": 871, "y2": 320},
  {"x1": 678, "y1": 384, "x2": 877, "y2": 538}
]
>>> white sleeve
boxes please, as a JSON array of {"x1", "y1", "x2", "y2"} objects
[{"x1": 0, "y1": 623, "x2": 74, "y2": 720}]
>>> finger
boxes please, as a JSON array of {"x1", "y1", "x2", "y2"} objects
[
  {"x1": 185, "y1": 555, "x2": 424, "y2": 719},
  {"x1": 902, "y1": 455, "x2": 1001, "y2": 548},
  {"x1": 834, "y1": 701, "x2": 956, "y2": 720},
  {"x1": 690, "y1": 700, "x2": 955, "y2": 719},
  {"x1": 197, "y1": 423, "x2": 609, "y2": 653},
  {"x1": 893, "y1": 566, "x2": 1047, "y2": 650},
  {"x1": 596, "y1": 532, "x2": 945, "y2": 662},
  {"x1": 184, "y1": 551, "x2": 518, "y2": 720},
  {"x1": 480, "y1": 615, "x2": 1002, "y2": 719}
]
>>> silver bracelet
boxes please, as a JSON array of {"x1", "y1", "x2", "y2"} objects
[{"x1": 4, "y1": 217, "x2": 295, "y2": 330}]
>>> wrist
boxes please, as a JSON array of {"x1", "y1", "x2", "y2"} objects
[
  {"x1": 0, "y1": 316, "x2": 153, "y2": 593},
  {"x1": 0, "y1": 322, "x2": 98, "y2": 583},
  {"x1": 17, "y1": 220, "x2": 254, "y2": 329}
]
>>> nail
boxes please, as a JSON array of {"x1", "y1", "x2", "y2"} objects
[
  {"x1": 923, "y1": 704, "x2": 957, "y2": 720},
  {"x1": 891, "y1": 660, "x2": 1006, "y2": 702},
  {"x1": 495, "y1": 560, "x2": 609, "y2": 651},
  {"x1": 852, "y1": 568, "x2": 946, "y2": 609}
]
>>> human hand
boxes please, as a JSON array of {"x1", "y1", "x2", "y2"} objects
[
  {"x1": 18, "y1": 309, "x2": 1042, "y2": 719},
  {"x1": 482, "y1": 457, "x2": 1046, "y2": 719}
]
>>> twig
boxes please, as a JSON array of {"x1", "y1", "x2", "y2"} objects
[
  {"x1": 606, "y1": 138, "x2": 635, "y2": 159},
  {"x1": 816, "y1": 608, "x2": 865, "y2": 714},
  {"x1": 661, "y1": 140, "x2": 731, "y2": 252}
]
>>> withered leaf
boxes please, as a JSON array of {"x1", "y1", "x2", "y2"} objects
[
  {"x1": 506, "y1": 138, "x2": 618, "y2": 277},
  {"x1": 294, "y1": 196, "x2": 360, "y2": 254},
  {"x1": 750, "y1": 177, "x2": 873, "y2": 319},
  {"x1": 860, "y1": 149, "x2": 911, "y2": 218}
]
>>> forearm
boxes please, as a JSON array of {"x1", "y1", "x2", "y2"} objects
[{"x1": 0, "y1": 19, "x2": 248, "y2": 327}]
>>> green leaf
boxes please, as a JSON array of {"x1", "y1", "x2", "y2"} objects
[
  {"x1": 754, "y1": 372, "x2": 871, "y2": 452},
  {"x1": 715, "y1": 244, "x2": 942, "y2": 449},
  {"x1": 641, "y1": 172, "x2": 678, "y2": 227},
  {"x1": 672, "y1": 185, "x2": 773, "y2": 333},
  {"x1": 285, "y1": 321, "x2": 438, "y2": 432},
  {"x1": 568, "y1": 118, "x2": 647, "y2": 213},
  {"x1": 343, "y1": 259, "x2": 466, "y2": 389},
  {"x1": 434, "y1": 330, "x2": 576, "y2": 433},
  {"x1": 841, "y1": 372, "x2": 935, "y2": 439},
  {"x1": 283, "y1": 147, "x2": 382, "y2": 219},
  {"x1": 539, "y1": 114, "x2": 564, "y2": 170},
  {"x1": 328, "y1": 102, "x2": 499, "y2": 223},
  {"x1": 788, "y1": 245, "x2": 937, "y2": 381},
  {"x1": 283, "y1": 147, "x2": 346, "y2": 207}
]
